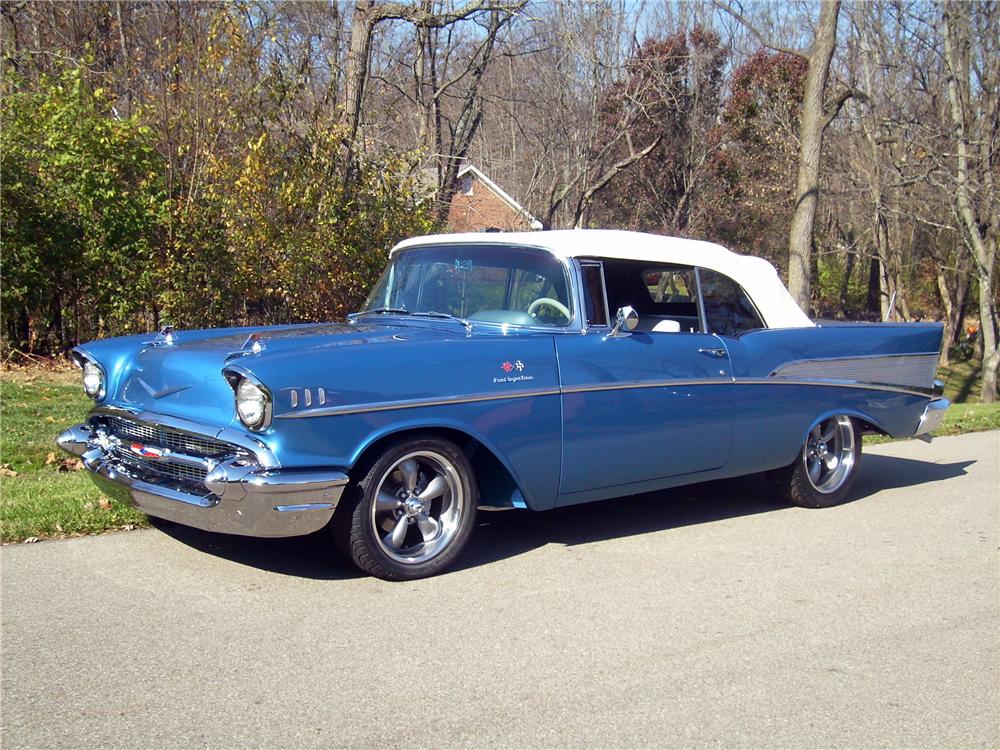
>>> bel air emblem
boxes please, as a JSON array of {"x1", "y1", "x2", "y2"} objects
[{"x1": 130, "y1": 443, "x2": 168, "y2": 459}]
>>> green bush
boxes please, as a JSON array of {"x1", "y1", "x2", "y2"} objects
[{"x1": 1, "y1": 65, "x2": 438, "y2": 356}]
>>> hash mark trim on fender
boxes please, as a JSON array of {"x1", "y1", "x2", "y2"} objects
[{"x1": 275, "y1": 388, "x2": 563, "y2": 419}]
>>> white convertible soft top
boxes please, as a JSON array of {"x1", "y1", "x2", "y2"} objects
[{"x1": 393, "y1": 229, "x2": 814, "y2": 329}]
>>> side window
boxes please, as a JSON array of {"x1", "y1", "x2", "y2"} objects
[
  {"x1": 637, "y1": 265, "x2": 701, "y2": 333},
  {"x1": 698, "y1": 269, "x2": 764, "y2": 336},
  {"x1": 643, "y1": 268, "x2": 696, "y2": 303},
  {"x1": 580, "y1": 262, "x2": 609, "y2": 326}
]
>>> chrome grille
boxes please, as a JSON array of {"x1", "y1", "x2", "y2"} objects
[
  {"x1": 110, "y1": 446, "x2": 211, "y2": 484},
  {"x1": 103, "y1": 415, "x2": 230, "y2": 457}
]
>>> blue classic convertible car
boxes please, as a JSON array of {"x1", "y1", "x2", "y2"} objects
[{"x1": 57, "y1": 230, "x2": 949, "y2": 580}]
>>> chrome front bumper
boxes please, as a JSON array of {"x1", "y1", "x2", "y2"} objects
[
  {"x1": 57, "y1": 422, "x2": 348, "y2": 537},
  {"x1": 913, "y1": 398, "x2": 950, "y2": 442}
]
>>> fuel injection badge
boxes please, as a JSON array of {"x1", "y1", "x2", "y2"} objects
[{"x1": 495, "y1": 360, "x2": 534, "y2": 384}]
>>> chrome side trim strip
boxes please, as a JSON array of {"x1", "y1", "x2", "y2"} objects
[
  {"x1": 276, "y1": 388, "x2": 562, "y2": 419},
  {"x1": 561, "y1": 379, "x2": 729, "y2": 395},
  {"x1": 277, "y1": 373, "x2": 935, "y2": 420},
  {"x1": 739, "y1": 377, "x2": 933, "y2": 398},
  {"x1": 274, "y1": 503, "x2": 336, "y2": 512}
]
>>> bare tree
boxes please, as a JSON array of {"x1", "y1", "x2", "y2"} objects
[
  {"x1": 941, "y1": 2, "x2": 999, "y2": 401},
  {"x1": 340, "y1": 0, "x2": 524, "y2": 192},
  {"x1": 714, "y1": 0, "x2": 854, "y2": 312}
]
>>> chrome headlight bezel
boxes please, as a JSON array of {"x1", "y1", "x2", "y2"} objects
[
  {"x1": 72, "y1": 352, "x2": 106, "y2": 401},
  {"x1": 224, "y1": 368, "x2": 273, "y2": 432}
]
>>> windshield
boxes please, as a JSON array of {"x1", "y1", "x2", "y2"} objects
[{"x1": 361, "y1": 244, "x2": 574, "y2": 328}]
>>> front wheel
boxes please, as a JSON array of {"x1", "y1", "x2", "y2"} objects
[
  {"x1": 773, "y1": 415, "x2": 862, "y2": 508},
  {"x1": 333, "y1": 436, "x2": 478, "y2": 580}
]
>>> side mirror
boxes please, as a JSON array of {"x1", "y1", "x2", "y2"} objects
[{"x1": 610, "y1": 306, "x2": 639, "y2": 337}]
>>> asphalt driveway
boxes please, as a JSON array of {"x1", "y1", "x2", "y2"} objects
[{"x1": 2, "y1": 431, "x2": 997, "y2": 749}]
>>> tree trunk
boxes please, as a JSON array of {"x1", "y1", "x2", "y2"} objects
[
  {"x1": 866, "y1": 253, "x2": 881, "y2": 317},
  {"x1": 935, "y1": 239, "x2": 972, "y2": 367},
  {"x1": 936, "y1": 269, "x2": 955, "y2": 367},
  {"x1": 942, "y1": 6, "x2": 999, "y2": 402},
  {"x1": 787, "y1": 0, "x2": 840, "y2": 314},
  {"x1": 340, "y1": 1, "x2": 376, "y2": 180},
  {"x1": 838, "y1": 244, "x2": 855, "y2": 317}
]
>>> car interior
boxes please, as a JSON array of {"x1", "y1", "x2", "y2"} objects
[{"x1": 586, "y1": 259, "x2": 765, "y2": 336}]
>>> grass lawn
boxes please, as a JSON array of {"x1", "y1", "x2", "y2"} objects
[
  {"x1": 1, "y1": 360, "x2": 998, "y2": 544},
  {"x1": 938, "y1": 357, "x2": 985, "y2": 403},
  {"x1": 1, "y1": 368, "x2": 148, "y2": 542}
]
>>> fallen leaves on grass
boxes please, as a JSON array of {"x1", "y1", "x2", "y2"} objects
[
  {"x1": 0, "y1": 464, "x2": 17, "y2": 477},
  {"x1": 45, "y1": 451, "x2": 57, "y2": 465},
  {"x1": 57, "y1": 458, "x2": 83, "y2": 472}
]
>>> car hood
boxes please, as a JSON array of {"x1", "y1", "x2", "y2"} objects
[{"x1": 81, "y1": 321, "x2": 465, "y2": 425}]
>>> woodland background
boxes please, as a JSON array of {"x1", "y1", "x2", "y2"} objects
[{"x1": 1, "y1": 0, "x2": 997, "y2": 399}]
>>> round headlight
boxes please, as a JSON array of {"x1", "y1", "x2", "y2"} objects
[
  {"x1": 82, "y1": 361, "x2": 104, "y2": 398},
  {"x1": 236, "y1": 378, "x2": 269, "y2": 430}
]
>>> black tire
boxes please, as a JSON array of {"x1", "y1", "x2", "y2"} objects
[
  {"x1": 331, "y1": 436, "x2": 478, "y2": 581},
  {"x1": 772, "y1": 415, "x2": 863, "y2": 508}
]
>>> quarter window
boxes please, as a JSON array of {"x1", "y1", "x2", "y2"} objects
[
  {"x1": 580, "y1": 263, "x2": 609, "y2": 326},
  {"x1": 698, "y1": 269, "x2": 764, "y2": 336}
]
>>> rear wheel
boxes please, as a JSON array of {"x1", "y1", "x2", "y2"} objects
[
  {"x1": 774, "y1": 415, "x2": 862, "y2": 508},
  {"x1": 332, "y1": 436, "x2": 477, "y2": 580}
]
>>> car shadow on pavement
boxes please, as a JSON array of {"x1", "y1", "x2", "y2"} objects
[
  {"x1": 149, "y1": 519, "x2": 363, "y2": 581},
  {"x1": 455, "y1": 453, "x2": 975, "y2": 573},
  {"x1": 851, "y1": 453, "x2": 975, "y2": 499},
  {"x1": 151, "y1": 453, "x2": 973, "y2": 579}
]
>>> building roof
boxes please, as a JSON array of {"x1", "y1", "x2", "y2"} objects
[
  {"x1": 456, "y1": 164, "x2": 543, "y2": 230},
  {"x1": 392, "y1": 229, "x2": 813, "y2": 329}
]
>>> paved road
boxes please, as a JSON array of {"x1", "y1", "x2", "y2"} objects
[{"x1": 3, "y1": 431, "x2": 997, "y2": 749}]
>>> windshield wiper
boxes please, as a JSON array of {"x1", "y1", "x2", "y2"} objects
[
  {"x1": 357, "y1": 307, "x2": 472, "y2": 331},
  {"x1": 411, "y1": 311, "x2": 472, "y2": 331},
  {"x1": 361, "y1": 307, "x2": 410, "y2": 315}
]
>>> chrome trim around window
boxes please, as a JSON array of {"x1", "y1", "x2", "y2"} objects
[
  {"x1": 576, "y1": 260, "x2": 611, "y2": 330},
  {"x1": 693, "y1": 268, "x2": 710, "y2": 334}
]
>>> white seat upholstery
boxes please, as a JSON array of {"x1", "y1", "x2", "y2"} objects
[{"x1": 651, "y1": 319, "x2": 681, "y2": 333}]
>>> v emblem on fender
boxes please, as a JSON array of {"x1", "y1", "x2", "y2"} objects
[{"x1": 137, "y1": 377, "x2": 190, "y2": 399}]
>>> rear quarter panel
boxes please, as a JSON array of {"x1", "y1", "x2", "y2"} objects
[{"x1": 722, "y1": 323, "x2": 943, "y2": 475}]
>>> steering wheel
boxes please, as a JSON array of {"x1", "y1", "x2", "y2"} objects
[{"x1": 527, "y1": 297, "x2": 571, "y2": 323}]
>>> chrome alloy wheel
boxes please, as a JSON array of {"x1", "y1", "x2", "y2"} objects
[
  {"x1": 802, "y1": 415, "x2": 856, "y2": 494},
  {"x1": 371, "y1": 450, "x2": 466, "y2": 564}
]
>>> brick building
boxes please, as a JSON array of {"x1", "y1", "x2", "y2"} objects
[{"x1": 446, "y1": 164, "x2": 542, "y2": 233}]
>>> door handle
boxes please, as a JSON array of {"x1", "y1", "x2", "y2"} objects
[{"x1": 698, "y1": 347, "x2": 727, "y2": 358}]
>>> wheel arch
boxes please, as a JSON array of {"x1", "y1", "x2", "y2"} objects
[
  {"x1": 348, "y1": 422, "x2": 533, "y2": 511},
  {"x1": 796, "y1": 408, "x2": 886, "y2": 446}
]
